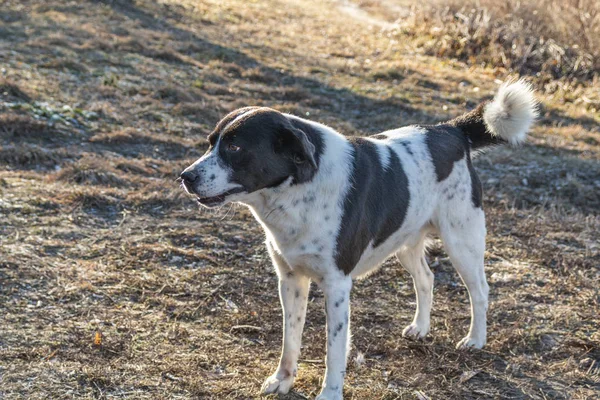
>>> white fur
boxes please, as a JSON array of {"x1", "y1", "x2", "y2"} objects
[
  {"x1": 182, "y1": 83, "x2": 536, "y2": 399},
  {"x1": 246, "y1": 123, "x2": 490, "y2": 398},
  {"x1": 365, "y1": 137, "x2": 391, "y2": 169},
  {"x1": 181, "y1": 136, "x2": 243, "y2": 198},
  {"x1": 245, "y1": 120, "x2": 354, "y2": 399},
  {"x1": 483, "y1": 79, "x2": 538, "y2": 145},
  {"x1": 350, "y1": 128, "x2": 438, "y2": 279}
]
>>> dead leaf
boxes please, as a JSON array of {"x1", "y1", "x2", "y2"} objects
[{"x1": 93, "y1": 331, "x2": 102, "y2": 346}]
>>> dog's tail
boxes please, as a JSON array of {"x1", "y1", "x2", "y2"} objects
[{"x1": 450, "y1": 80, "x2": 539, "y2": 150}]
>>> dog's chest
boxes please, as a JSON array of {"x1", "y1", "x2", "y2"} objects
[{"x1": 261, "y1": 200, "x2": 341, "y2": 279}]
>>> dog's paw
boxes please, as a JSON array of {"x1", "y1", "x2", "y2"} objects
[
  {"x1": 456, "y1": 335, "x2": 486, "y2": 350},
  {"x1": 261, "y1": 372, "x2": 294, "y2": 395},
  {"x1": 402, "y1": 323, "x2": 429, "y2": 340},
  {"x1": 315, "y1": 386, "x2": 343, "y2": 400}
]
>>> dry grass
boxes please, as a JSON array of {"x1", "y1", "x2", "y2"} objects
[
  {"x1": 358, "y1": 0, "x2": 600, "y2": 82},
  {"x1": 0, "y1": 0, "x2": 599, "y2": 399},
  {"x1": 0, "y1": 78, "x2": 32, "y2": 102},
  {"x1": 51, "y1": 155, "x2": 128, "y2": 187}
]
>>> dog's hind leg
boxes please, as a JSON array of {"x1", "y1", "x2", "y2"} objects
[
  {"x1": 438, "y1": 208, "x2": 489, "y2": 349},
  {"x1": 262, "y1": 243, "x2": 310, "y2": 395},
  {"x1": 396, "y1": 231, "x2": 434, "y2": 340}
]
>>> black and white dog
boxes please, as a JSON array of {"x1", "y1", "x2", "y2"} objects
[{"x1": 179, "y1": 81, "x2": 537, "y2": 399}]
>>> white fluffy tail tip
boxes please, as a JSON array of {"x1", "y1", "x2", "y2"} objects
[{"x1": 483, "y1": 79, "x2": 539, "y2": 146}]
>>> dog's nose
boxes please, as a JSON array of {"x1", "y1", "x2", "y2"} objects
[{"x1": 180, "y1": 170, "x2": 198, "y2": 183}]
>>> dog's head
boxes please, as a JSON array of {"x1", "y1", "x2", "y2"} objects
[{"x1": 179, "y1": 107, "x2": 319, "y2": 207}]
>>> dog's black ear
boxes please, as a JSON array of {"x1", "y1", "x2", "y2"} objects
[{"x1": 277, "y1": 127, "x2": 317, "y2": 184}]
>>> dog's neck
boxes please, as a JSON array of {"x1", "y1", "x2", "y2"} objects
[
  {"x1": 243, "y1": 177, "x2": 313, "y2": 235},
  {"x1": 241, "y1": 122, "x2": 352, "y2": 245}
]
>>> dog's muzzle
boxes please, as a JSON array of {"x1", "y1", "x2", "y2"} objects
[
  {"x1": 178, "y1": 170, "x2": 199, "y2": 195},
  {"x1": 178, "y1": 170, "x2": 245, "y2": 207}
]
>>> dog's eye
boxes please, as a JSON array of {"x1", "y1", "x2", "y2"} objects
[{"x1": 227, "y1": 144, "x2": 241, "y2": 152}]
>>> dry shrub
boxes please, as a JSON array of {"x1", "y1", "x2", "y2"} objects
[
  {"x1": 114, "y1": 159, "x2": 155, "y2": 176},
  {"x1": 0, "y1": 114, "x2": 53, "y2": 141},
  {"x1": 56, "y1": 188, "x2": 123, "y2": 212},
  {"x1": 153, "y1": 85, "x2": 200, "y2": 103},
  {"x1": 148, "y1": 48, "x2": 185, "y2": 63},
  {"x1": 40, "y1": 59, "x2": 89, "y2": 73},
  {"x1": 89, "y1": 128, "x2": 149, "y2": 145},
  {"x1": 219, "y1": 62, "x2": 243, "y2": 78},
  {"x1": 242, "y1": 67, "x2": 279, "y2": 84},
  {"x1": 125, "y1": 180, "x2": 187, "y2": 211},
  {"x1": 113, "y1": 37, "x2": 147, "y2": 53},
  {"x1": 279, "y1": 86, "x2": 310, "y2": 102},
  {"x1": 369, "y1": 68, "x2": 405, "y2": 82},
  {"x1": 170, "y1": 102, "x2": 223, "y2": 127},
  {"x1": 0, "y1": 144, "x2": 70, "y2": 168},
  {"x1": 402, "y1": 0, "x2": 600, "y2": 81},
  {"x1": 89, "y1": 129, "x2": 195, "y2": 160},
  {"x1": 52, "y1": 154, "x2": 128, "y2": 187},
  {"x1": 0, "y1": 78, "x2": 31, "y2": 101},
  {"x1": 171, "y1": 102, "x2": 205, "y2": 117}
]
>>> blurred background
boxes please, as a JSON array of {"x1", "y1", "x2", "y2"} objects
[{"x1": 0, "y1": 0, "x2": 598, "y2": 399}]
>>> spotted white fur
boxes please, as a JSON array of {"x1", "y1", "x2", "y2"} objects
[
  {"x1": 181, "y1": 136, "x2": 243, "y2": 198},
  {"x1": 180, "y1": 82, "x2": 537, "y2": 399}
]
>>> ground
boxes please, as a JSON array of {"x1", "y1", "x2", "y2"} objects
[{"x1": 0, "y1": 0, "x2": 599, "y2": 399}]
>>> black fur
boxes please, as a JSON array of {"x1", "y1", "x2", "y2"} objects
[
  {"x1": 449, "y1": 101, "x2": 504, "y2": 150},
  {"x1": 423, "y1": 125, "x2": 467, "y2": 182},
  {"x1": 207, "y1": 108, "x2": 324, "y2": 194},
  {"x1": 423, "y1": 124, "x2": 483, "y2": 208},
  {"x1": 467, "y1": 157, "x2": 482, "y2": 208},
  {"x1": 287, "y1": 115, "x2": 325, "y2": 180},
  {"x1": 335, "y1": 139, "x2": 410, "y2": 274},
  {"x1": 423, "y1": 102, "x2": 507, "y2": 208}
]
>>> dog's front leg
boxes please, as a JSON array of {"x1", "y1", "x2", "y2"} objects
[
  {"x1": 262, "y1": 254, "x2": 310, "y2": 395},
  {"x1": 317, "y1": 276, "x2": 352, "y2": 400}
]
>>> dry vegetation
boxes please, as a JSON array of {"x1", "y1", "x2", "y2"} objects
[
  {"x1": 0, "y1": 0, "x2": 599, "y2": 399},
  {"x1": 355, "y1": 0, "x2": 600, "y2": 82}
]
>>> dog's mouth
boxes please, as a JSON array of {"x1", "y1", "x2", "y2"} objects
[
  {"x1": 176, "y1": 176, "x2": 245, "y2": 208},
  {"x1": 195, "y1": 188, "x2": 245, "y2": 207}
]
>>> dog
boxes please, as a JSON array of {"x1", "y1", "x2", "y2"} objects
[{"x1": 179, "y1": 80, "x2": 538, "y2": 399}]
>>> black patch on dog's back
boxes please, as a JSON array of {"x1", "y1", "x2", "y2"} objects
[
  {"x1": 374, "y1": 147, "x2": 409, "y2": 244},
  {"x1": 335, "y1": 139, "x2": 410, "y2": 274},
  {"x1": 423, "y1": 124, "x2": 483, "y2": 208},
  {"x1": 423, "y1": 125, "x2": 467, "y2": 182}
]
